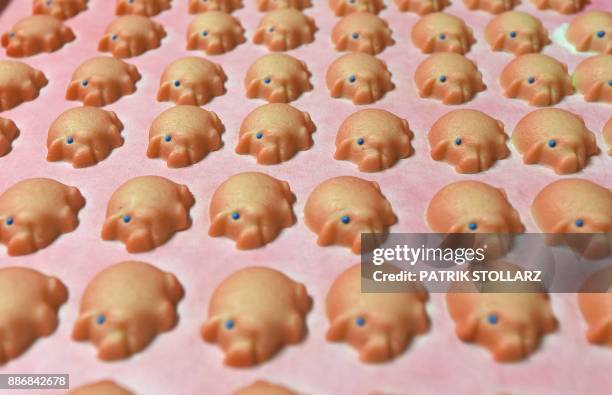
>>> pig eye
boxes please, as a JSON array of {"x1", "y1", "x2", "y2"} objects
[
  {"x1": 96, "y1": 314, "x2": 106, "y2": 325},
  {"x1": 164, "y1": 134, "x2": 172, "y2": 142},
  {"x1": 8, "y1": 32, "x2": 14, "y2": 38},
  {"x1": 174, "y1": 80, "x2": 181, "y2": 87},
  {"x1": 5, "y1": 217, "x2": 14, "y2": 226},
  {"x1": 202, "y1": 0, "x2": 208, "y2": 2},
  {"x1": 268, "y1": 27, "x2": 275, "y2": 33},
  {"x1": 263, "y1": 77, "x2": 271, "y2": 84},
  {"x1": 527, "y1": 76, "x2": 536, "y2": 84},
  {"x1": 547, "y1": 139, "x2": 557, "y2": 148},
  {"x1": 349, "y1": 0, "x2": 356, "y2": 3},
  {"x1": 575, "y1": 219, "x2": 584, "y2": 228},
  {"x1": 81, "y1": 80, "x2": 89, "y2": 87},
  {"x1": 438, "y1": 33, "x2": 446, "y2": 40},
  {"x1": 509, "y1": 31, "x2": 517, "y2": 38},
  {"x1": 123, "y1": 215, "x2": 131, "y2": 223},
  {"x1": 111, "y1": 34, "x2": 118, "y2": 41},
  {"x1": 468, "y1": 222, "x2": 477, "y2": 231},
  {"x1": 341, "y1": 215, "x2": 351, "y2": 224},
  {"x1": 232, "y1": 211, "x2": 240, "y2": 220},
  {"x1": 256, "y1": 132, "x2": 263, "y2": 139},
  {"x1": 66, "y1": 136, "x2": 74, "y2": 145},
  {"x1": 607, "y1": 80, "x2": 612, "y2": 87},
  {"x1": 225, "y1": 319, "x2": 235, "y2": 330},
  {"x1": 128, "y1": 0, "x2": 134, "y2": 3},
  {"x1": 439, "y1": 75, "x2": 447, "y2": 83},
  {"x1": 352, "y1": 32, "x2": 359, "y2": 39},
  {"x1": 357, "y1": 137, "x2": 364, "y2": 145},
  {"x1": 596, "y1": 31, "x2": 605, "y2": 38},
  {"x1": 356, "y1": 316, "x2": 366, "y2": 326},
  {"x1": 348, "y1": 75, "x2": 356, "y2": 83},
  {"x1": 454, "y1": 137, "x2": 462, "y2": 146},
  {"x1": 487, "y1": 314, "x2": 498, "y2": 325},
  {"x1": 46, "y1": 0, "x2": 52, "y2": 6},
  {"x1": 201, "y1": 31, "x2": 209, "y2": 37}
]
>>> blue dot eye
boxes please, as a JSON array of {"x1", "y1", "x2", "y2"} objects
[
  {"x1": 66, "y1": 136, "x2": 74, "y2": 144},
  {"x1": 356, "y1": 316, "x2": 366, "y2": 326},
  {"x1": 225, "y1": 319, "x2": 234, "y2": 330},
  {"x1": 608, "y1": 81, "x2": 612, "y2": 87},
  {"x1": 454, "y1": 137, "x2": 462, "y2": 146},
  {"x1": 547, "y1": 139, "x2": 557, "y2": 148},
  {"x1": 341, "y1": 215, "x2": 350, "y2": 224},
  {"x1": 528, "y1": 76, "x2": 535, "y2": 84},
  {"x1": 596, "y1": 31, "x2": 605, "y2": 38},
  {"x1": 8, "y1": 32, "x2": 14, "y2": 38},
  {"x1": 202, "y1": 31, "x2": 208, "y2": 37},
  {"x1": 509, "y1": 31, "x2": 517, "y2": 38},
  {"x1": 357, "y1": 137, "x2": 364, "y2": 145},
  {"x1": 352, "y1": 32, "x2": 359, "y2": 39},
  {"x1": 348, "y1": 75, "x2": 356, "y2": 83},
  {"x1": 111, "y1": 34, "x2": 118, "y2": 41},
  {"x1": 123, "y1": 215, "x2": 131, "y2": 223},
  {"x1": 81, "y1": 80, "x2": 89, "y2": 87},
  {"x1": 268, "y1": 27, "x2": 274, "y2": 33},
  {"x1": 439, "y1": 75, "x2": 447, "y2": 83},
  {"x1": 487, "y1": 314, "x2": 498, "y2": 325},
  {"x1": 439, "y1": 33, "x2": 446, "y2": 40},
  {"x1": 349, "y1": 0, "x2": 355, "y2": 3},
  {"x1": 232, "y1": 212, "x2": 240, "y2": 220},
  {"x1": 164, "y1": 134, "x2": 172, "y2": 142},
  {"x1": 263, "y1": 77, "x2": 271, "y2": 84},
  {"x1": 469, "y1": 222, "x2": 477, "y2": 231},
  {"x1": 5, "y1": 217, "x2": 14, "y2": 226},
  {"x1": 96, "y1": 315, "x2": 106, "y2": 325},
  {"x1": 174, "y1": 80, "x2": 181, "y2": 87},
  {"x1": 256, "y1": 132, "x2": 263, "y2": 139},
  {"x1": 575, "y1": 219, "x2": 584, "y2": 228}
]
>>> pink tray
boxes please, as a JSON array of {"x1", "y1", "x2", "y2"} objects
[{"x1": 0, "y1": 0, "x2": 611, "y2": 394}]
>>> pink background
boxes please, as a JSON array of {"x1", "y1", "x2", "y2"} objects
[{"x1": 0, "y1": 0, "x2": 611, "y2": 394}]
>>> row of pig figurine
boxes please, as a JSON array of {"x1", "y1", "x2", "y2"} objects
[
  {"x1": 2, "y1": 261, "x2": 611, "y2": 369},
  {"x1": 0, "y1": 174, "x2": 610, "y2": 256},
  {"x1": 1, "y1": 103, "x2": 611, "y2": 174}
]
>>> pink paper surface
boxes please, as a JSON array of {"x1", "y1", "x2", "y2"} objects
[{"x1": 0, "y1": 0, "x2": 611, "y2": 394}]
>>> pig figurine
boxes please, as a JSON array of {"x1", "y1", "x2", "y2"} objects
[
  {"x1": 447, "y1": 263, "x2": 558, "y2": 362},
  {"x1": 326, "y1": 265, "x2": 430, "y2": 362},
  {"x1": 201, "y1": 266, "x2": 312, "y2": 367},
  {"x1": 462, "y1": 0, "x2": 518, "y2": 14},
  {"x1": 98, "y1": 15, "x2": 166, "y2": 58},
  {"x1": 101, "y1": 176, "x2": 195, "y2": 253},
  {"x1": 158, "y1": 57, "x2": 227, "y2": 106},
  {"x1": 500, "y1": 54, "x2": 574, "y2": 106},
  {"x1": 484, "y1": 11, "x2": 550, "y2": 56},
  {"x1": 115, "y1": 0, "x2": 171, "y2": 16},
  {"x1": 0, "y1": 267, "x2": 68, "y2": 365},
  {"x1": 428, "y1": 109, "x2": 509, "y2": 174},
  {"x1": 186, "y1": 11, "x2": 245, "y2": 55},
  {"x1": 233, "y1": 380, "x2": 298, "y2": 395},
  {"x1": 411, "y1": 13, "x2": 476, "y2": 55},
  {"x1": 532, "y1": 0, "x2": 588, "y2": 14},
  {"x1": 394, "y1": 0, "x2": 449, "y2": 14},
  {"x1": 69, "y1": 380, "x2": 134, "y2": 395},
  {"x1": 188, "y1": 0, "x2": 243, "y2": 13},
  {"x1": 253, "y1": 9, "x2": 316, "y2": 52},
  {"x1": 326, "y1": 53, "x2": 394, "y2": 105},
  {"x1": 0, "y1": 178, "x2": 85, "y2": 256},
  {"x1": 1, "y1": 15, "x2": 75, "y2": 57},
  {"x1": 0, "y1": 117, "x2": 19, "y2": 157},
  {"x1": 208, "y1": 172, "x2": 296, "y2": 249},
  {"x1": 0, "y1": 60, "x2": 48, "y2": 111},
  {"x1": 329, "y1": 0, "x2": 385, "y2": 15},
  {"x1": 572, "y1": 55, "x2": 612, "y2": 104},
  {"x1": 72, "y1": 261, "x2": 184, "y2": 361},
  {"x1": 244, "y1": 54, "x2": 312, "y2": 103},
  {"x1": 566, "y1": 11, "x2": 611, "y2": 54},
  {"x1": 332, "y1": 12, "x2": 394, "y2": 55},
  {"x1": 32, "y1": 0, "x2": 88, "y2": 20},
  {"x1": 257, "y1": 0, "x2": 311, "y2": 11},
  {"x1": 304, "y1": 176, "x2": 397, "y2": 253},
  {"x1": 578, "y1": 267, "x2": 612, "y2": 347}
]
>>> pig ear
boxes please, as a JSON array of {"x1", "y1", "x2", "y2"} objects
[
  {"x1": 587, "y1": 320, "x2": 611, "y2": 344},
  {"x1": 419, "y1": 78, "x2": 436, "y2": 97},
  {"x1": 330, "y1": 79, "x2": 344, "y2": 98},
  {"x1": 253, "y1": 27, "x2": 266, "y2": 44},
  {"x1": 101, "y1": 217, "x2": 119, "y2": 240},
  {"x1": 505, "y1": 79, "x2": 523, "y2": 98},
  {"x1": 147, "y1": 136, "x2": 162, "y2": 158},
  {"x1": 317, "y1": 219, "x2": 338, "y2": 246},
  {"x1": 186, "y1": 32, "x2": 199, "y2": 50},
  {"x1": 246, "y1": 79, "x2": 260, "y2": 98},
  {"x1": 116, "y1": 1, "x2": 127, "y2": 14},
  {"x1": 235, "y1": 133, "x2": 252, "y2": 154},
  {"x1": 326, "y1": 313, "x2": 350, "y2": 341},
  {"x1": 423, "y1": 37, "x2": 436, "y2": 53},
  {"x1": 201, "y1": 317, "x2": 220, "y2": 342},
  {"x1": 523, "y1": 141, "x2": 544, "y2": 164},
  {"x1": 1, "y1": 33, "x2": 10, "y2": 47},
  {"x1": 496, "y1": 119, "x2": 504, "y2": 131},
  {"x1": 157, "y1": 81, "x2": 171, "y2": 101},
  {"x1": 455, "y1": 314, "x2": 479, "y2": 341},
  {"x1": 46, "y1": 138, "x2": 65, "y2": 162},
  {"x1": 65, "y1": 80, "x2": 81, "y2": 100},
  {"x1": 208, "y1": 212, "x2": 228, "y2": 237},
  {"x1": 72, "y1": 314, "x2": 92, "y2": 341},
  {"x1": 178, "y1": 185, "x2": 195, "y2": 208},
  {"x1": 46, "y1": 277, "x2": 68, "y2": 306},
  {"x1": 334, "y1": 138, "x2": 354, "y2": 160},
  {"x1": 551, "y1": 221, "x2": 570, "y2": 233},
  {"x1": 492, "y1": 34, "x2": 506, "y2": 51},
  {"x1": 335, "y1": 35, "x2": 349, "y2": 51},
  {"x1": 584, "y1": 82, "x2": 603, "y2": 102},
  {"x1": 430, "y1": 140, "x2": 449, "y2": 160},
  {"x1": 98, "y1": 35, "x2": 110, "y2": 51}
]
